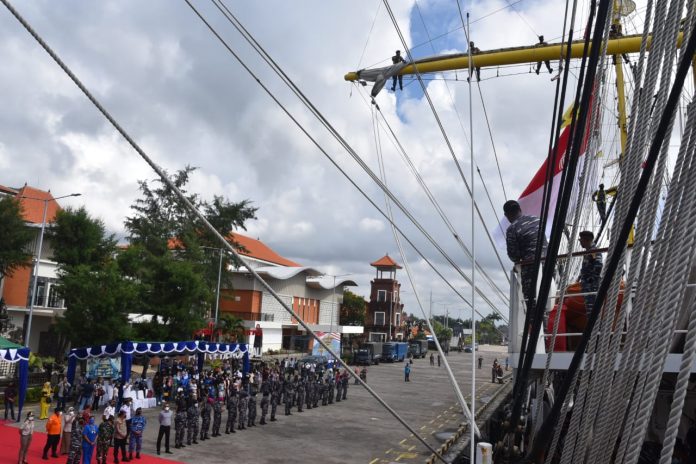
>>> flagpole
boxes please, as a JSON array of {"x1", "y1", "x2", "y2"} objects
[{"x1": 467, "y1": 12, "x2": 476, "y2": 464}]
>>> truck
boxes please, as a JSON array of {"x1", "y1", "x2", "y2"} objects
[
  {"x1": 382, "y1": 342, "x2": 409, "y2": 362},
  {"x1": 408, "y1": 340, "x2": 428, "y2": 358},
  {"x1": 354, "y1": 342, "x2": 383, "y2": 365}
]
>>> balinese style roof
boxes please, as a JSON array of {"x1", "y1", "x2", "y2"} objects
[
  {"x1": 370, "y1": 254, "x2": 402, "y2": 269},
  {"x1": 231, "y1": 232, "x2": 301, "y2": 267},
  {"x1": 306, "y1": 276, "x2": 358, "y2": 290},
  {"x1": 254, "y1": 266, "x2": 322, "y2": 280}
]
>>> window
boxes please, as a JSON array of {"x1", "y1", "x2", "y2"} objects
[
  {"x1": 374, "y1": 311, "x2": 385, "y2": 325},
  {"x1": 395, "y1": 312, "x2": 401, "y2": 326},
  {"x1": 35, "y1": 280, "x2": 47, "y2": 307},
  {"x1": 377, "y1": 290, "x2": 386, "y2": 302},
  {"x1": 47, "y1": 285, "x2": 64, "y2": 308}
]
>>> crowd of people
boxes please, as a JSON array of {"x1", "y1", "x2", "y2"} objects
[{"x1": 14, "y1": 356, "x2": 355, "y2": 464}]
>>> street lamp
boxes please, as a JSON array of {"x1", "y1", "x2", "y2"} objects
[
  {"x1": 201, "y1": 246, "x2": 225, "y2": 326},
  {"x1": 22, "y1": 192, "x2": 81, "y2": 348},
  {"x1": 325, "y1": 273, "x2": 350, "y2": 335}
]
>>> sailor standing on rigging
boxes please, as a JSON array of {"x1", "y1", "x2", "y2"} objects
[
  {"x1": 390, "y1": 50, "x2": 405, "y2": 91},
  {"x1": 577, "y1": 230, "x2": 603, "y2": 312},
  {"x1": 534, "y1": 35, "x2": 553, "y2": 74},
  {"x1": 504, "y1": 200, "x2": 548, "y2": 317}
]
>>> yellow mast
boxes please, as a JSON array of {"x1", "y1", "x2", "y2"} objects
[
  {"x1": 613, "y1": 26, "x2": 629, "y2": 156},
  {"x1": 344, "y1": 32, "x2": 685, "y2": 82}
]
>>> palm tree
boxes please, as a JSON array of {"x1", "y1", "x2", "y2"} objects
[{"x1": 215, "y1": 314, "x2": 246, "y2": 343}]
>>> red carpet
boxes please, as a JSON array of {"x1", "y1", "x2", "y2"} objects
[{"x1": 0, "y1": 420, "x2": 181, "y2": 464}]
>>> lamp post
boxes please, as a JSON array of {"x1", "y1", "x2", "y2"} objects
[
  {"x1": 325, "y1": 273, "x2": 350, "y2": 335},
  {"x1": 201, "y1": 246, "x2": 225, "y2": 336},
  {"x1": 23, "y1": 192, "x2": 81, "y2": 348}
]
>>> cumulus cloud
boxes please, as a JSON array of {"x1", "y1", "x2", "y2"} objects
[{"x1": 0, "y1": 0, "x2": 647, "y2": 319}]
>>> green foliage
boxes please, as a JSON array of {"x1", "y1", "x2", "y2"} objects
[
  {"x1": 215, "y1": 313, "x2": 246, "y2": 343},
  {"x1": 122, "y1": 167, "x2": 256, "y2": 341},
  {"x1": 29, "y1": 353, "x2": 55, "y2": 371},
  {"x1": 339, "y1": 290, "x2": 366, "y2": 326},
  {"x1": 55, "y1": 261, "x2": 136, "y2": 346},
  {"x1": 431, "y1": 319, "x2": 453, "y2": 342},
  {"x1": 25, "y1": 386, "x2": 43, "y2": 403},
  {"x1": 48, "y1": 208, "x2": 135, "y2": 347},
  {"x1": 0, "y1": 196, "x2": 33, "y2": 279},
  {"x1": 47, "y1": 207, "x2": 116, "y2": 267}
]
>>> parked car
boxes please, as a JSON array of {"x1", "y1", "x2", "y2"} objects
[{"x1": 463, "y1": 345, "x2": 473, "y2": 353}]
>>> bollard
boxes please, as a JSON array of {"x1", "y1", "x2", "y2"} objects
[{"x1": 476, "y1": 442, "x2": 493, "y2": 464}]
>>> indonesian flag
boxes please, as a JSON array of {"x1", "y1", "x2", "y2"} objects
[{"x1": 494, "y1": 102, "x2": 592, "y2": 248}]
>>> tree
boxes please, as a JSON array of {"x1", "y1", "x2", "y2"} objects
[
  {"x1": 339, "y1": 290, "x2": 366, "y2": 326},
  {"x1": 47, "y1": 207, "x2": 135, "y2": 348},
  {"x1": 215, "y1": 314, "x2": 246, "y2": 343},
  {"x1": 431, "y1": 319, "x2": 453, "y2": 343},
  {"x1": 0, "y1": 196, "x2": 33, "y2": 281},
  {"x1": 122, "y1": 167, "x2": 257, "y2": 340},
  {"x1": 48, "y1": 206, "x2": 116, "y2": 267},
  {"x1": 55, "y1": 261, "x2": 136, "y2": 347}
]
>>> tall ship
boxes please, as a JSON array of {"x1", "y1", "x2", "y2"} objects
[{"x1": 345, "y1": 0, "x2": 696, "y2": 462}]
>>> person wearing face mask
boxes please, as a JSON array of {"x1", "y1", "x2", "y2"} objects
[
  {"x1": 18, "y1": 411, "x2": 35, "y2": 464},
  {"x1": 66, "y1": 416, "x2": 84, "y2": 464},
  {"x1": 96, "y1": 416, "x2": 114, "y2": 464},
  {"x1": 61, "y1": 407, "x2": 76, "y2": 455},
  {"x1": 157, "y1": 403, "x2": 173, "y2": 455},
  {"x1": 128, "y1": 408, "x2": 146, "y2": 460},
  {"x1": 82, "y1": 416, "x2": 98, "y2": 464},
  {"x1": 43, "y1": 408, "x2": 62, "y2": 459}
]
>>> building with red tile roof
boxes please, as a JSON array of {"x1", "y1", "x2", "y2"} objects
[{"x1": 0, "y1": 184, "x2": 67, "y2": 353}]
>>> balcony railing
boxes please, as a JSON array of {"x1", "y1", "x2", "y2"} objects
[{"x1": 222, "y1": 311, "x2": 275, "y2": 322}]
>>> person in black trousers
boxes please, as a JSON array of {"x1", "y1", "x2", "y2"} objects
[{"x1": 157, "y1": 403, "x2": 173, "y2": 455}]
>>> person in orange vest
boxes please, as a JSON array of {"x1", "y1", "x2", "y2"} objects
[{"x1": 42, "y1": 408, "x2": 63, "y2": 459}]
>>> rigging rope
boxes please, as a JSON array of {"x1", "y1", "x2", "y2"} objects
[
  {"x1": 0, "y1": 1, "x2": 447, "y2": 461},
  {"x1": 360, "y1": 88, "x2": 510, "y2": 305},
  {"x1": 371, "y1": 105, "x2": 480, "y2": 438},
  {"x1": 382, "y1": 0, "x2": 512, "y2": 297},
  {"x1": 207, "y1": 0, "x2": 510, "y2": 324}
]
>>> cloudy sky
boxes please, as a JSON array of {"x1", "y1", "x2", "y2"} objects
[{"x1": 0, "y1": 0, "x2": 646, "y2": 322}]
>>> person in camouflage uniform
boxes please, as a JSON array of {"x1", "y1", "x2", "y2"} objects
[
  {"x1": 211, "y1": 397, "x2": 223, "y2": 437},
  {"x1": 312, "y1": 378, "x2": 321, "y2": 408},
  {"x1": 247, "y1": 386, "x2": 257, "y2": 427},
  {"x1": 341, "y1": 371, "x2": 349, "y2": 400},
  {"x1": 305, "y1": 376, "x2": 313, "y2": 410},
  {"x1": 296, "y1": 378, "x2": 305, "y2": 413},
  {"x1": 269, "y1": 377, "x2": 280, "y2": 422},
  {"x1": 66, "y1": 416, "x2": 83, "y2": 464},
  {"x1": 283, "y1": 377, "x2": 294, "y2": 416},
  {"x1": 174, "y1": 392, "x2": 187, "y2": 449},
  {"x1": 225, "y1": 386, "x2": 237, "y2": 434},
  {"x1": 186, "y1": 398, "x2": 199, "y2": 446},
  {"x1": 96, "y1": 416, "x2": 114, "y2": 464},
  {"x1": 328, "y1": 377, "x2": 335, "y2": 404},
  {"x1": 259, "y1": 380, "x2": 270, "y2": 425},
  {"x1": 335, "y1": 374, "x2": 342, "y2": 403},
  {"x1": 321, "y1": 379, "x2": 329, "y2": 406},
  {"x1": 237, "y1": 388, "x2": 248, "y2": 430},
  {"x1": 504, "y1": 200, "x2": 548, "y2": 316},
  {"x1": 577, "y1": 230, "x2": 603, "y2": 312},
  {"x1": 200, "y1": 397, "x2": 212, "y2": 440}
]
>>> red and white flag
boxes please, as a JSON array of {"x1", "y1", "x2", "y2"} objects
[{"x1": 494, "y1": 103, "x2": 592, "y2": 248}]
